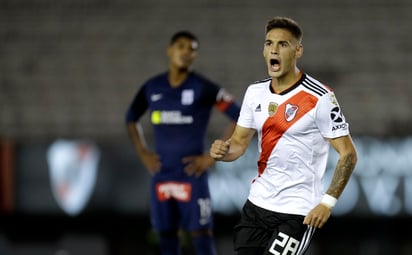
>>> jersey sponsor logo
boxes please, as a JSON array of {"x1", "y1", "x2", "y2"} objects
[
  {"x1": 269, "y1": 232, "x2": 300, "y2": 255},
  {"x1": 330, "y1": 106, "x2": 348, "y2": 131},
  {"x1": 181, "y1": 89, "x2": 194, "y2": 105},
  {"x1": 330, "y1": 106, "x2": 344, "y2": 123},
  {"x1": 151, "y1": 110, "x2": 193, "y2": 125},
  {"x1": 150, "y1": 93, "x2": 163, "y2": 102},
  {"x1": 284, "y1": 103, "x2": 299, "y2": 122},
  {"x1": 268, "y1": 102, "x2": 278, "y2": 116},
  {"x1": 156, "y1": 182, "x2": 192, "y2": 202},
  {"x1": 332, "y1": 123, "x2": 348, "y2": 131}
]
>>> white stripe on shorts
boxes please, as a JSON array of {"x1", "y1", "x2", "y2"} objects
[{"x1": 296, "y1": 225, "x2": 316, "y2": 255}]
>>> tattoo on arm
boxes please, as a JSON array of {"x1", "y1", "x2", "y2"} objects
[{"x1": 327, "y1": 153, "x2": 357, "y2": 199}]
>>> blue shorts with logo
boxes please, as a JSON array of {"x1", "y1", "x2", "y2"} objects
[{"x1": 150, "y1": 173, "x2": 214, "y2": 232}]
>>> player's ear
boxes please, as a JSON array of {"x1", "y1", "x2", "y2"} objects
[{"x1": 295, "y1": 44, "x2": 303, "y2": 58}]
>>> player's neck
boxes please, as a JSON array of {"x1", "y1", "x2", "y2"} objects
[
  {"x1": 271, "y1": 69, "x2": 302, "y2": 94},
  {"x1": 168, "y1": 67, "x2": 190, "y2": 88}
]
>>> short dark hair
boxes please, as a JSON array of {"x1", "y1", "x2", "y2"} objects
[
  {"x1": 266, "y1": 17, "x2": 303, "y2": 42},
  {"x1": 170, "y1": 30, "x2": 199, "y2": 46}
]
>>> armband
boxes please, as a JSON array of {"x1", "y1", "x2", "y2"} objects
[{"x1": 321, "y1": 194, "x2": 337, "y2": 209}]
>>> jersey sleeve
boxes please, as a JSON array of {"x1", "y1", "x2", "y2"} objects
[
  {"x1": 197, "y1": 73, "x2": 240, "y2": 121},
  {"x1": 125, "y1": 84, "x2": 148, "y2": 123},
  {"x1": 236, "y1": 85, "x2": 256, "y2": 129},
  {"x1": 214, "y1": 88, "x2": 241, "y2": 121},
  {"x1": 315, "y1": 91, "x2": 350, "y2": 138}
]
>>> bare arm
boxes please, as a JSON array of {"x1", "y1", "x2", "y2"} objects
[
  {"x1": 127, "y1": 122, "x2": 161, "y2": 174},
  {"x1": 210, "y1": 125, "x2": 256, "y2": 162},
  {"x1": 303, "y1": 134, "x2": 357, "y2": 228},
  {"x1": 127, "y1": 122, "x2": 148, "y2": 154},
  {"x1": 325, "y1": 134, "x2": 358, "y2": 199}
]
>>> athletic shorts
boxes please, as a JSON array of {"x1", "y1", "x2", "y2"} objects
[
  {"x1": 150, "y1": 175, "x2": 214, "y2": 232},
  {"x1": 234, "y1": 199, "x2": 315, "y2": 255}
]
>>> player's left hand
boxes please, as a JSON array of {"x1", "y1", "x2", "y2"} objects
[
  {"x1": 183, "y1": 154, "x2": 215, "y2": 177},
  {"x1": 303, "y1": 203, "x2": 332, "y2": 228}
]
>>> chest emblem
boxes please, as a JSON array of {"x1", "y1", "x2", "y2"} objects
[
  {"x1": 268, "y1": 102, "x2": 278, "y2": 116},
  {"x1": 285, "y1": 103, "x2": 299, "y2": 122},
  {"x1": 181, "y1": 89, "x2": 194, "y2": 105}
]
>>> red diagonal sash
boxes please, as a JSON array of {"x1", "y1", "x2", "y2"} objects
[{"x1": 257, "y1": 91, "x2": 318, "y2": 175}]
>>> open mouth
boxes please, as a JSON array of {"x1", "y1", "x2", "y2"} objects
[
  {"x1": 270, "y1": 59, "x2": 279, "y2": 65},
  {"x1": 270, "y1": 58, "x2": 280, "y2": 72}
]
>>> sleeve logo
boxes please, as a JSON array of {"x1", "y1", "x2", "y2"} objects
[{"x1": 330, "y1": 106, "x2": 344, "y2": 123}]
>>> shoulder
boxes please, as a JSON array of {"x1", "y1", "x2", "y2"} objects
[
  {"x1": 300, "y1": 74, "x2": 343, "y2": 112},
  {"x1": 300, "y1": 73, "x2": 334, "y2": 98},
  {"x1": 137, "y1": 72, "x2": 168, "y2": 94},
  {"x1": 245, "y1": 78, "x2": 271, "y2": 93}
]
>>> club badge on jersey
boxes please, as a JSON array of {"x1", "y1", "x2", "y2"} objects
[
  {"x1": 285, "y1": 103, "x2": 299, "y2": 122},
  {"x1": 47, "y1": 139, "x2": 100, "y2": 216},
  {"x1": 268, "y1": 102, "x2": 278, "y2": 116}
]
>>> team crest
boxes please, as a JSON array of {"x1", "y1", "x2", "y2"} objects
[
  {"x1": 47, "y1": 139, "x2": 100, "y2": 216},
  {"x1": 181, "y1": 89, "x2": 194, "y2": 105},
  {"x1": 329, "y1": 92, "x2": 338, "y2": 106},
  {"x1": 268, "y1": 102, "x2": 278, "y2": 116},
  {"x1": 285, "y1": 103, "x2": 299, "y2": 122}
]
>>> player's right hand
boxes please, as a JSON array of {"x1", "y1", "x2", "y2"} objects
[
  {"x1": 303, "y1": 203, "x2": 332, "y2": 229},
  {"x1": 209, "y1": 138, "x2": 231, "y2": 161},
  {"x1": 139, "y1": 150, "x2": 161, "y2": 175}
]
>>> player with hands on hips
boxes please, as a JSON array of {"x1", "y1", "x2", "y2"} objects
[{"x1": 126, "y1": 30, "x2": 241, "y2": 255}]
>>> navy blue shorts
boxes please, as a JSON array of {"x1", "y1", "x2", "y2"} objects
[
  {"x1": 234, "y1": 200, "x2": 315, "y2": 255},
  {"x1": 150, "y1": 175, "x2": 214, "y2": 232}
]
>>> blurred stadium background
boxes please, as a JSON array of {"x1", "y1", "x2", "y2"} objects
[{"x1": 1, "y1": 0, "x2": 412, "y2": 254}]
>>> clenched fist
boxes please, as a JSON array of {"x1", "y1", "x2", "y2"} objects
[{"x1": 210, "y1": 138, "x2": 231, "y2": 161}]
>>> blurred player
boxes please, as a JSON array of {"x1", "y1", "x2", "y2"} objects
[{"x1": 126, "y1": 30, "x2": 241, "y2": 255}]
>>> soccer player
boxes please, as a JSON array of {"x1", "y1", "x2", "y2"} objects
[
  {"x1": 126, "y1": 31, "x2": 241, "y2": 255},
  {"x1": 209, "y1": 17, "x2": 358, "y2": 255}
]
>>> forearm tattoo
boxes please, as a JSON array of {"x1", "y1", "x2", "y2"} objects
[{"x1": 327, "y1": 153, "x2": 357, "y2": 199}]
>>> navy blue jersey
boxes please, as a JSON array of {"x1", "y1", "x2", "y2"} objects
[{"x1": 126, "y1": 71, "x2": 240, "y2": 178}]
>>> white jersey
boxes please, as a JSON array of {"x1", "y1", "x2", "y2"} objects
[{"x1": 237, "y1": 73, "x2": 350, "y2": 216}]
